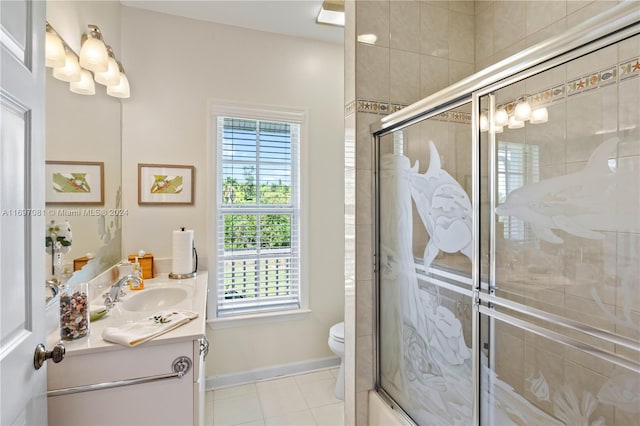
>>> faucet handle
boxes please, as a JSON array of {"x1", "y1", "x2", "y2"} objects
[
  {"x1": 104, "y1": 295, "x2": 115, "y2": 309},
  {"x1": 103, "y1": 287, "x2": 125, "y2": 307}
]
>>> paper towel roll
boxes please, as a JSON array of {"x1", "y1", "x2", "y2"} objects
[{"x1": 172, "y1": 229, "x2": 194, "y2": 275}]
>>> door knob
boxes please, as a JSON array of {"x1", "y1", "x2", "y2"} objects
[{"x1": 33, "y1": 342, "x2": 65, "y2": 370}]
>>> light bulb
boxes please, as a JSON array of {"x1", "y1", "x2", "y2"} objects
[
  {"x1": 107, "y1": 72, "x2": 130, "y2": 99},
  {"x1": 494, "y1": 125, "x2": 504, "y2": 134},
  {"x1": 70, "y1": 69, "x2": 96, "y2": 95},
  {"x1": 508, "y1": 115, "x2": 524, "y2": 129},
  {"x1": 45, "y1": 31, "x2": 65, "y2": 68},
  {"x1": 530, "y1": 107, "x2": 549, "y2": 124},
  {"x1": 95, "y1": 57, "x2": 120, "y2": 86},
  {"x1": 514, "y1": 100, "x2": 532, "y2": 121},
  {"x1": 494, "y1": 108, "x2": 509, "y2": 126},
  {"x1": 79, "y1": 37, "x2": 108, "y2": 72},
  {"x1": 52, "y1": 51, "x2": 81, "y2": 82}
]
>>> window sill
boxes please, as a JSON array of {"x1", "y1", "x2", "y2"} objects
[{"x1": 207, "y1": 308, "x2": 312, "y2": 330}]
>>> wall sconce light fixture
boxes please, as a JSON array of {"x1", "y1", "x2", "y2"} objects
[
  {"x1": 508, "y1": 115, "x2": 525, "y2": 129},
  {"x1": 70, "y1": 69, "x2": 96, "y2": 95},
  {"x1": 94, "y1": 46, "x2": 120, "y2": 86},
  {"x1": 106, "y1": 62, "x2": 130, "y2": 98},
  {"x1": 52, "y1": 50, "x2": 81, "y2": 82},
  {"x1": 45, "y1": 22, "x2": 130, "y2": 99},
  {"x1": 494, "y1": 108, "x2": 509, "y2": 127},
  {"x1": 529, "y1": 107, "x2": 549, "y2": 124},
  {"x1": 514, "y1": 96, "x2": 532, "y2": 121},
  {"x1": 480, "y1": 93, "x2": 550, "y2": 133},
  {"x1": 79, "y1": 25, "x2": 108, "y2": 72},
  {"x1": 45, "y1": 23, "x2": 65, "y2": 68}
]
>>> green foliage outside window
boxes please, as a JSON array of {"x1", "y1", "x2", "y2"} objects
[{"x1": 222, "y1": 176, "x2": 292, "y2": 251}]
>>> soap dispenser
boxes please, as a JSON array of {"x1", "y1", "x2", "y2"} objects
[{"x1": 130, "y1": 257, "x2": 145, "y2": 291}]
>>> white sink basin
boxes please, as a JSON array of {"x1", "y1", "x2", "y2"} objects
[{"x1": 119, "y1": 287, "x2": 188, "y2": 312}]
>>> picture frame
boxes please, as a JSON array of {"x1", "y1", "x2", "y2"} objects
[
  {"x1": 138, "y1": 163, "x2": 195, "y2": 205},
  {"x1": 45, "y1": 161, "x2": 104, "y2": 205}
]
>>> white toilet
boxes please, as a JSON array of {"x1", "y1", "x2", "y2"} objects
[{"x1": 328, "y1": 322, "x2": 345, "y2": 400}]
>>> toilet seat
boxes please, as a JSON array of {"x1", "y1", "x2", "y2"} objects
[{"x1": 329, "y1": 322, "x2": 344, "y2": 343}]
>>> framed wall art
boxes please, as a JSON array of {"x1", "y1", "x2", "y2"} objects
[
  {"x1": 138, "y1": 163, "x2": 195, "y2": 205},
  {"x1": 45, "y1": 161, "x2": 104, "y2": 205}
]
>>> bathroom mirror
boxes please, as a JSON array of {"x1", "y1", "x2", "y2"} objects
[{"x1": 45, "y1": 68, "x2": 122, "y2": 288}]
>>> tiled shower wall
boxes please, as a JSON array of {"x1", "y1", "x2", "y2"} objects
[
  {"x1": 475, "y1": 0, "x2": 621, "y2": 71},
  {"x1": 344, "y1": 1, "x2": 621, "y2": 425}
]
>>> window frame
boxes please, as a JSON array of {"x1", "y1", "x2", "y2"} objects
[
  {"x1": 207, "y1": 101, "x2": 309, "y2": 324},
  {"x1": 497, "y1": 139, "x2": 540, "y2": 242}
]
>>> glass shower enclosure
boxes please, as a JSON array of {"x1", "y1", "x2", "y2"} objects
[{"x1": 373, "y1": 4, "x2": 639, "y2": 425}]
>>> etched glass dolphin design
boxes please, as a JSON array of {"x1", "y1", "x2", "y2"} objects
[
  {"x1": 495, "y1": 136, "x2": 639, "y2": 243},
  {"x1": 408, "y1": 141, "x2": 473, "y2": 271}
]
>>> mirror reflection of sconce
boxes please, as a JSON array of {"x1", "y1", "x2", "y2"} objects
[
  {"x1": 45, "y1": 22, "x2": 130, "y2": 98},
  {"x1": 479, "y1": 95, "x2": 548, "y2": 133}
]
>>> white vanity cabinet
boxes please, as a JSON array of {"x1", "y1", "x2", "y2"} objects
[
  {"x1": 47, "y1": 338, "x2": 206, "y2": 426},
  {"x1": 46, "y1": 273, "x2": 208, "y2": 426}
]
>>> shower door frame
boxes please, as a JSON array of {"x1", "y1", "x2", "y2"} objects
[{"x1": 371, "y1": 3, "x2": 640, "y2": 425}]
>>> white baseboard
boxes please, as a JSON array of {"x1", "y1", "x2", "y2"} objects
[{"x1": 205, "y1": 356, "x2": 341, "y2": 391}]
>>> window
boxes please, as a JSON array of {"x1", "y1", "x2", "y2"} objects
[
  {"x1": 214, "y1": 109, "x2": 302, "y2": 317},
  {"x1": 497, "y1": 140, "x2": 539, "y2": 241}
]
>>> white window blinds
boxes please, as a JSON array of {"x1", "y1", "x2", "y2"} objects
[
  {"x1": 216, "y1": 116, "x2": 300, "y2": 316},
  {"x1": 497, "y1": 140, "x2": 539, "y2": 241}
]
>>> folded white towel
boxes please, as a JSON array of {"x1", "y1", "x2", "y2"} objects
[{"x1": 102, "y1": 310, "x2": 198, "y2": 347}]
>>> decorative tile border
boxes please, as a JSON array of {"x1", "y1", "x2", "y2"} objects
[
  {"x1": 619, "y1": 57, "x2": 640, "y2": 81},
  {"x1": 357, "y1": 99, "x2": 390, "y2": 114},
  {"x1": 347, "y1": 57, "x2": 640, "y2": 120},
  {"x1": 431, "y1": 111, "x2": 472, "y2": 124},
  {"x1": 533, "y1": 84, "x2": 565, "y2": 106},
  {"x1": 497, "y1": 82, "x2": 564, "y2": 113},
  {"x1": 344, "y1": 99, "x2": 409, "y2": 117},
  {"x1": 349, "y1": 100, "x2": 469, "y2": 125},
  {"x1": 389, "y1": 103, "x2": 406, "y2": 114},
  {"x1": 344, "y1": 100, "x2": 356, "y2": 117},
  {"x1": 496, "y1": 56, "x2": 639, "y2": 111},
  {"x1": 567, "y1": 65, "x2": 617, "y2": 97}
]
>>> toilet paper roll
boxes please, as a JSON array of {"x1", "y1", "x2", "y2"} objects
[{"x1": 172, "y1": 229, "x2": 194, "y2": 275}]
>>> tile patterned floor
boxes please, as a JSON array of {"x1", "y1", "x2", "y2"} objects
[{"x1": 205, "y1": 368, "x2": 344, "y2": 426}]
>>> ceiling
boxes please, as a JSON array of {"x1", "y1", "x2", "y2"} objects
[{"x1": 121, "y1": 1, "x2": 344, "y2": 44}]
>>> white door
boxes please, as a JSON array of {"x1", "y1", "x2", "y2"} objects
[{"x1": 1, "y1": 1, "x2": 49, "y2": 425}]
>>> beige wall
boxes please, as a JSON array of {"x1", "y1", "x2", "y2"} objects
[
  {"x1": 347, "y1": 1, "x2": 622, "y2": 424},
  {"x1": 120, "y1": 6, "x2": 345, "y2": 377}
]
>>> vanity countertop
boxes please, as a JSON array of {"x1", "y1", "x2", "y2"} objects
[{"x1": 46, "y1": 272, "x2": 208, "y2": 356}]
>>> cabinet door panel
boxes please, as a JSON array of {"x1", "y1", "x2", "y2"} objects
[{"x1": 47, "y1": 341, "x2": 196, "y2": 426}]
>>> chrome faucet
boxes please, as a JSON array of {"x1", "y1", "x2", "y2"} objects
[{"x1": 104, "y1": 274, "x2": 141, "y2": 308}]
